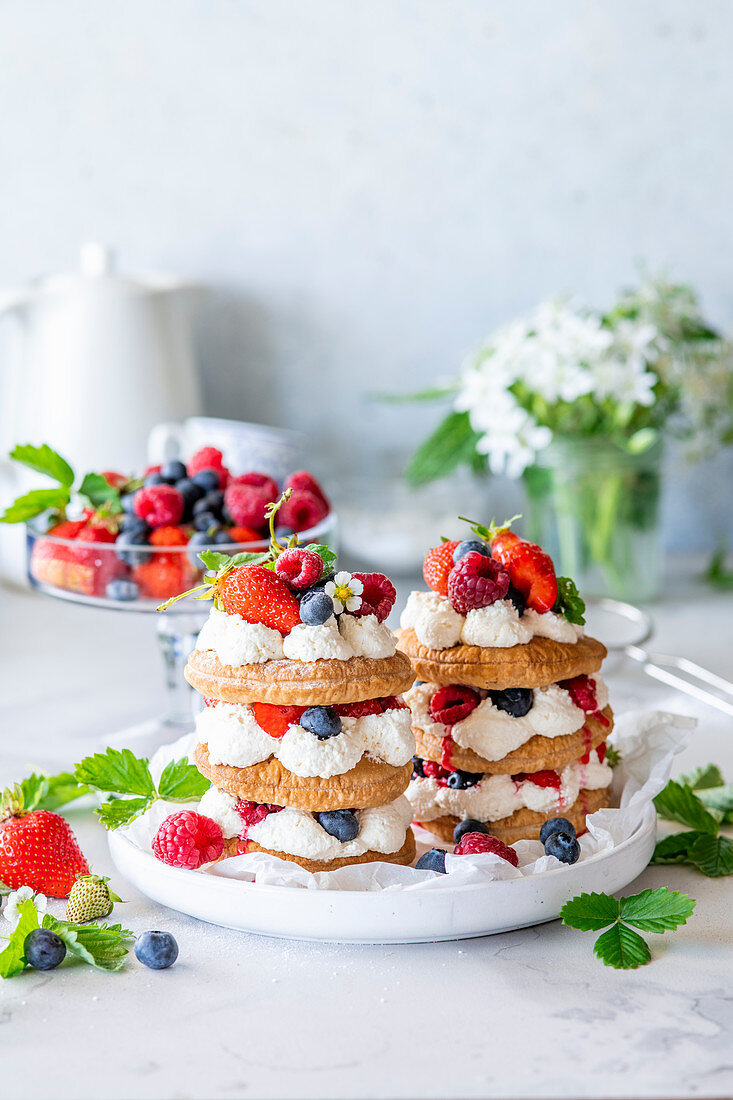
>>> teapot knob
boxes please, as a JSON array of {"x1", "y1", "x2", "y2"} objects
[{"x1": 80, "y1": 241, "x2": 116, "y2": 278}]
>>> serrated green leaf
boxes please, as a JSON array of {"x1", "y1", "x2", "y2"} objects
[
  {"x1": 593, "y1": 923, "x2": 652, "y2": 969},
  {"x1": 17, "y1": 773, "x2": 49, "y2": 812},
  {"x1": 697, "y1": 785, "x2": 733, "y2": 822},
  {"x1": 307, "y1": 544, "x2": 337, "y2": 573},
  {"x1": 43, "y1": 915, "x2": 133, "y2": 971},
  {"x1": 687, "y1": 834, "x2": 733, "y2": 877},
  {"x1": 75, "y1": 747, "x2": 156, "y2": 799},
  {"x1": 554, "y1": 576, "x2": 586, "y2": 625},
  {"x1": 0, "y1": 899, "x2": 40, "y2": 979},
  {"x1": 198, "y1": 549, "x2": 270, "y2": 574},
  {"x1": 405, "y1": 410, "x2": 484, "y2": 487},
  {"x1": 77, "y1": 472, "x2": 122, "y2": 513},
  {"x1": 620, "y1": 888, "x2": 696, "y2": 932},
  {"x1": 37, "y1": 772, "x2": 90, "y2": 812},
  {"x1": 157, "y1": 758, "x2": 210, "y2": 802},
  {"x1": 651, "y1": 831, "x2": 700, "y2": 864},
  {"x1": 680, "y1": 763, "x2": 725, "y2": 791},
  {"x1": 560, "y1": 891, "x2": 620, "y2": 931},
  {"x1": 9, "y1": 443, "x2": 74, "y2": 487},
  {"x1": 654, "y1": 779, "x2": 720, "y2": 834},
  {"x1": 0, "y1": 487, "x2": 71, "y2": 523},
  {"x1": 96, "y1": 796, "x2": 154, "y2": 830}
]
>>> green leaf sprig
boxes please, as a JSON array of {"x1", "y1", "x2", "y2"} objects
[
  {"x1": 0, "y1": 443, "x2": 125, "y2": 525},
  {"x1": 651, "y1": 766, "x2": 733, "y2": 877},
  {"x1": 0, "y1": 898, "x2": 133, "y2": 979},
  {"x1": 0, "y1": 771, "x2": 90, "y2": 819},
  {"x1": 74, "y1": 747, "x2": 210, "y2": 829},
  {"x1": 561, "y1": 887, "x2": 695, "y2": 969}
]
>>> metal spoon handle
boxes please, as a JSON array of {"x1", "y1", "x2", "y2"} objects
[{"x1": 625, "y1": 645, "x2": 733, "y2": 718}]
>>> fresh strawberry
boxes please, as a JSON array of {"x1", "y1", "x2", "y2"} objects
[
  {"x1": 66, "y1": 874, "x2": 119, "y2": 923},
  {"x1": 76, "y1": 522, "x2": 118, "y2": 545},
  {"x1": 217, "y1": 565, "x2": 301, "y2": 633},
  {"x1": 133, "y1": 554, "x2": 198, "y2": 599},
  {"x1": 251, "y1": 702, "x2": 305, "y2": 738},
  {"x1": 150, "y1": 525, "x2": 189, "y2": 547},
  {"x1": 0, "y1": 789, "x2": 89, "y2": 897},
  {"x1": 48, "y1": 519, "x2": 88, "y2": 539},
  {"x1": 100, "y1": 470, "x2": 128, "y2": 489},
  {"x1": 423, "y1": 541, "x2": 460, "y2": 597},
  {"x1": 349, "y1": 572, "x2": 396, "y2": 622},
  {"x1": 491, "y1": 530, "x2": 558, "y2": 613},
  {"x1": 277, "y1": 489, "x2": 329, "y2": 533},
  {"x1": 284, "y1": 470, "x2": 330, "y2": 509},
  {"x1": 335, "y1": 698, "x2": 383, "y2": 718},
  {"x1": 228, "y1": 472, "x2": 280, "y2": 501},
  {"x1": 227, "y1": 525, "x2": 267, "y2": 544}
]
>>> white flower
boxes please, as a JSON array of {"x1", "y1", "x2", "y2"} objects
[
  {"x1": 324, "y1": 571, "x2": 363, "y2": 614},
  {"x1": 3, "y1": 886, "x2": 47, "y2": 931}
]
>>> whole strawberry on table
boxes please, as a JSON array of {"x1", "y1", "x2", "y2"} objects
[{"x1": 1, "y1": 443, "x2": 332, "y2": 604}]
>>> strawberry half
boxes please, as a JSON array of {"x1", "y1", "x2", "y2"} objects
[
  {"x1": 491, "y1": 530, "x2": 558, "y2": 613},
  {"x1": 0, "y1": 797, "x2": 89, "y2": 897},
  {"x1": 218, "y1": 565, "x2": 301, "y2": 633},
  {"x1": 423, "y1": 541, "x2": 460, "y2": 597},
  {"x1": 251, "y1": 702, "x2": 305, "y2": 738}
]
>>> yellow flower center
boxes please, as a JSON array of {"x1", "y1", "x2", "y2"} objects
[{"x1": 333, "y1": 583, "x2": 352, "y2": 603}]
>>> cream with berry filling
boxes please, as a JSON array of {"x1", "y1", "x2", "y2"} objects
[
  {"x1": 198, "y1": 787, "x2": 413, "y2": 861},
  {"x1": 405, "y1": 678, "x2": 609, "y2": 763},
  {"x1": 400, "y1": 591, "x2": 583, "y2": 651},
  {"x1": 196, "y1": 700, "x2": 415, "y2": 778},
  {"x1": 407, "y1": 751, "x2": 612, "y2": 823},
  {"x1": 196, "y1": 606, "x2": 396, "y2": 666}
]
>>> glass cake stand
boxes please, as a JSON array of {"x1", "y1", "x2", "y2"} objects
[{"x1": 25, "y1": 513, "x2": 339, "y2": 753}]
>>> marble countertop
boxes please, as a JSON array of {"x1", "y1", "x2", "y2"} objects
[{"x1": 1, "y1": 566, "x2": 732, "y2": 1100}]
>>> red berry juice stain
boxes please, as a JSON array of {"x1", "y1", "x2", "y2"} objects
[
  {"x1": 235, "y1": 800, "x2": 284, "y2": 839},
  {"x1": 441, "y1": 735, "x2": 454, "y2": 770}
]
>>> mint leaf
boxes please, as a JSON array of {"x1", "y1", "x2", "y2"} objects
[
  {"x1": 308, "y1": 544, "x2": 337, "y2": 573},
  {"x1": 651, "y1": 831, "x2": 700, "y2": 864},
  {"x1": 654, "y1": 779, "x2": 720, "y2": 834},
  {"x1": 687, "y1": 834, "x2": 733, "y2": 877},
  {"x1": 680, "y1": 764, "x2": 725, "y2": 791},
  {"x1": 560, "y1": 891, "x2": 620, "y2": 931},
  {"x1": 0, "y1": 487, "x2": 70, "y2": 523},
  {"x1": 77, "y1": 472, "x2": 122, "y2": 513},
  {"x1": 43, "y1": 915, "x2": 133, "y2": 971},
  {"x1": 96, "y1": 796, "x2": 155, "y2": 830},
  {"x1": 0, "y1": 899, "x2": 40, "y2": 979},
  {"x1": 9, "y1": 443, "x2": 74, "y2": 487},
  {"x1": 75, "y1": 748, "x2": 156, "y2": 799},
  {"x1": 697, "y1": 785, "x2": 733, "y2": 822},
  {"x1": 619, "y1": 888, "x2": 695, "y2": 933},
  {"x1": 593, "y1": 924, "x2": 652, "y2": 969},
  {"x1": 157, "y1": 758, "x2": 210, "y2": 802},
  {"x1": 554, "y1": 576, "x2": 586, "y2": 625}
]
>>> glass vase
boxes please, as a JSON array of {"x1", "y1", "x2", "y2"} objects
[{"x1": 522, "y1": 437, "x2": 664, "y2": 603}]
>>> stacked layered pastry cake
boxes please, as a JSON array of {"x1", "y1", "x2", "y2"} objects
[
  {"x1": 396, "y1": 522, "x2": 614, "y2": 844},
  {"x1": 181, "y1": 534, "x2": 417, "y2": 871}
]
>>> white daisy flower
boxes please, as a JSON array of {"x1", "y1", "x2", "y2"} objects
[
  {"x1": 3, "y1": 886, "x2": 47, "y2": 931},
  {"x1": 324, "y1": 571, "x2": 363, "y2": 614}
]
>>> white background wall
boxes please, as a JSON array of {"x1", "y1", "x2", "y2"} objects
[{"x1": 1, "y1": 0, "x2": 731, "y2": 548}]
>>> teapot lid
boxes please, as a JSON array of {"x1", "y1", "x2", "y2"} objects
[{"x1": 23, "y1": 243, "x2": 197, "y2": 299}]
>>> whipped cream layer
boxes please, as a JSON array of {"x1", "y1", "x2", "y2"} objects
[
  {"x1": 196, "y1": 608, "x2": 396, "y2": 666},
  {"x1": 400, "y1": 591, "x2": 583, "y2": 651},
  {"x1": 199, "y1": 787, "x2": 413, "y2": 862},
  {"x1": 408, "y1": 751, "x2": 612, "y2": 823},
  {"x1": 406, "y1": 678, "x2": 609, "y2": 763},
  {"x1": 197, "y1": 701, "x2": 415, "y2": 778}
]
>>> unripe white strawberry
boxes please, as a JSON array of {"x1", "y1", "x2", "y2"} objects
[{"x1": 65, "y1": 874, "x2": 120, "y2": 924}]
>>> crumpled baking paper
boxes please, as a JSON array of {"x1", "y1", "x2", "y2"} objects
[{"x1": 121, "y1": 709, "x2": 694, "y2": 893}]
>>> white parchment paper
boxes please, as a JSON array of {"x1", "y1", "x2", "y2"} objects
[{"x1": 121, "y1": 709, "x2": 694, "y2": 892}]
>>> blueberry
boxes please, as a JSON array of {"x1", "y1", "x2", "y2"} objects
[
  {"x1": 193, "y1": 511, "x2": 220, "y2": 532},
  {"x1": 489, "y1": 687, "x2": 533, "y2": 718},
  {"x1": 453, "y1": 538, "x2": 490, "y2": 564},
  {"x1": 175, "y1": 477, "x2": 205, "y2": 517},
  {"x1": 411, "y1": 755, "x2": 426, "y2": 778},
  {"x1": 453, "y1": 818, "x2": 490, "y2": 844},
  {"x1": 106, "y1": 579, "x2": 139, "y2": 601},
  {"x1": 134, "y1": 930, "x2": 179, "y2": 970},
  {"x1": 161, "y1": 459, "x2": 187, "y2": 484},
  {"x1": 191, "y1": 468, "x2": 220, "y2": 492},
  {"x1": 315, "y1": 809, "x2": 359, "y2": 842},
  {"x1": 24, "y1": 928, "x2": 66, "y2": 971},
  {"x1": 506, "y1": 584, "x2": 526, "y2": 615},
  {"x1": 414, "y1": 680, "x2": 425, "y2": 687},
  {"x1": 121, "y1": 492, "x2": 137, "y2": 514},
  {"x1": 447, "y1": 769, "x2": 483, "y2": 790},
  {"x1": 415, "y1": 848, "x2": 447, "y2": 873},
  {"x1": 144, "y1": 472, "x2": 166, "y2": 487},
  {"x1": 209, "y1": 529, "x2": 233, "y2": 544},
  {"x1": 117, "y1": 529, "x2": 150, "y2": 567},
  {"x1": 544, "y1": 831, "x2": 580, "y2": 865},
  {"x1": 119, "y1": 513, "x2": 149, "y2": 537},
  {"x1": 301, "y1": 706, "x2": 342, "y2": 740},
  {"x1": 187, "y1": 530, "x2": 212, "y2": 568},
  {"x1": 539, "y1": 817, "x2": 576, "y2": 846},
  {"x1": 193, "y1": 492, "x2": 224, "y2": 521},
  {"x1": 299, "y1": 588, "x2": 334, "y2": 625}
]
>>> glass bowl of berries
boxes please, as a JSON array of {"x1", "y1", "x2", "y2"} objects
[{"x1": 6, "y1": 443, "x2": 337, "y2": 748}]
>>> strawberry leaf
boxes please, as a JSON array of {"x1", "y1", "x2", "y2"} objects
[
  {"x1": 95, "y1": 796, "x2": 155, "y2": 830},
  {"x1": 0, "y1": 487, "x2": 71, "y2": 524},
  {"x1": 654, "y1": 779, "x2": 720, "y2": 834},
  {"x1": 605, "y1": 745, "x2": 622, "y2": 768},
  {"x1": 157, "y1": 758, "x2": 210, "y2": 802},
  {"x1": 560, "y1": 891, "x2": 620, "y2": 931},
  {"x1": 43, "y1": 915, "x2": 133, "y2": 971},
  {"x1": 9, "y1": 443, "x2": 74, "y2": 487},
  {"x1": 75, "y1": 748, "x2": 156, "y2": 799},
  {"x1": 651, "y1": 831, "x2": 700, "y2": 864},
  {"x1": 697, "y1": 784, "x2": 733, "y2": 823},
  {"x1": 0, "y1": 899, "x2": 40, "y2": 979},
  {"x1": 619, "y1": 888, "x2": 695, "y2": 933},
  {"x1": 77, "y1": 472, "x2": 122, "y2": 514},
  {"x1": 687, "y1": 834, "x2": 733, "y2": 877},
  {"x1": 37, "y1": 771, "x2": 90, "y2": 812},
  {"x1": 308, "y1": 544, "x2": 337, "y2": 573},
  {"x1": 593, "y1": 924, "x2": 651, "y2": 969},
  {"x1": 679, "y1": 763, "x2": 725, "y2": 790}
]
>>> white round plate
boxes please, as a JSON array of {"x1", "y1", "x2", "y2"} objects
[{"x1": 109, "y1": 804, "x2": 656, "y2": 944}]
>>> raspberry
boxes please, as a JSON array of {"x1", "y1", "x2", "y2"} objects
[
  {"x1": 284, "y1": 470, "x2": 330, "y2": 508},
  {"x1": 275, "y1": 548, "x2": 324, "y2": 589},
  {"x1": 447, "y1": 551, "x2": 510, "y2": 614},
  {"x1": 224, "y1": 484, "x2": 270, "y2": 530},
  {"x1": 150, "y1": 525, "x2": 189, "y2": 547},
  {"x1": 229, "y1": 472, "x2": 279, "y2": 502},
  {"x1": 423, "y1": 541, "x2": 460, "y2": 597},
  {"x1": 235, "y1": 801, "x2": 284, "y2": 829},
  {"x1": 429, "y1": 685, "x2": 481, "y2": 726},
  {"x1": 453, "y1": 832, "x2": 519, "y2": 865},
  {"x1": 188, "y1": 447, "x2": 225, "y2": 477},
  {"x1": 278, "y1": 489, "x2": 329, "y2": 533},
  {"x1": 421, "y1": 759, "x2": 452, "y2": 782},
  {"x1": 152, "y1": 811, "x2": 224, "y2": 869},
  {"x1": 134, "y1": 485, "x2": 184, "y2": 528},
  {"x1": 227, "y1": 525, "x2": 266, "y2": 544},
  {"x1": 349, "y1": 573, "x2": 396, "y2": 622}
]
